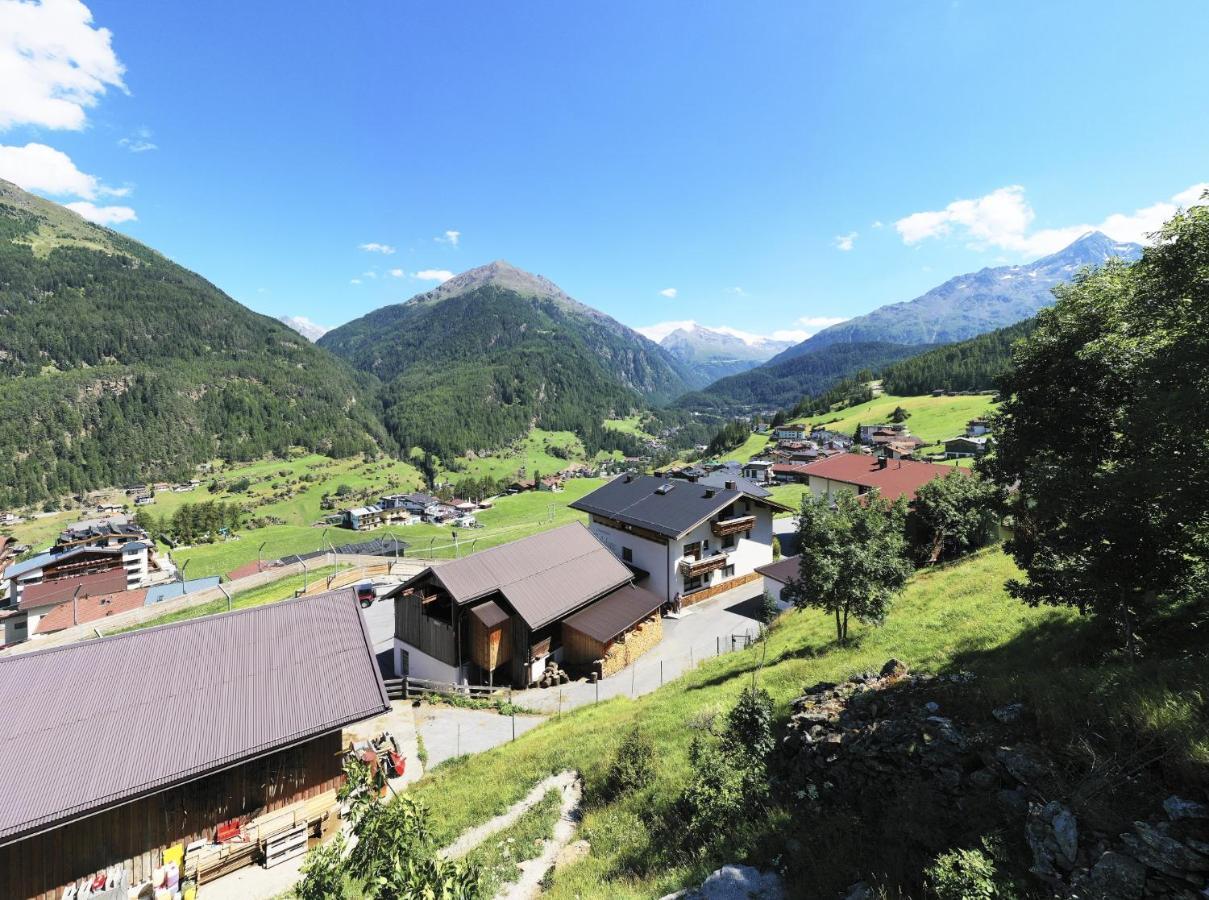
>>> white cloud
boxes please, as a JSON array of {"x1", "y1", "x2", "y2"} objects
[
  {"x1": 358, "y1": 242, "x2": 396, "y2": 254},
  {"x1": 436, "y1": 230, "x2": 460, "y2": 246},
  {"x1": 871, "y1": 220, "x2": 884, "y2": 229},
  {"x1": 659, "y1": 287, "x2": 678, "y2": 298},
  {"x1": 895, "y1": 182, "x2": 1209, "y2": 256},
  {"x1": 834, "y1": 231, "x2": 858, "y2": 251},
  {"x1": 0, "y1": 141, "x2": 99, "y2": 196},
  {"x1": 350, "y1": 278, "x2": 362, "y2": 285},
  {"x1": 0, "y1": 141, "x2": 137, "y2": 223},
  {"x1": 118, "y1": 128, "x2": 156, "y2": 152},
  {"x1": 0, "y1": 0, "x2": 126, "y2": 132},
  {"x1": 64, "y1": 200, "x2": 134, "y2": 224},
  {"x1": 414, "y1": 269, "x2": 453, "y2": 282},
  {"x1": 726, "y1": 286, "x2": 747, "y2": 296},
  {"x1": 797, "y1": 315, "x2": 849, "y2": 332},
  {"x1": 362, "y1": 270, "x2": 377, "y2": 279},
  {"x1": 388, "y1": 268, "x2": 405, "y2": 278}
]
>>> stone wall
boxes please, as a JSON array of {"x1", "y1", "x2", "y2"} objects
[{"x1": 601, "y1": 613, "x2": 664, "y2": 677}]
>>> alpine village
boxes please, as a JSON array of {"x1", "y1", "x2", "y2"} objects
[{"x1": 1, "y1": 4, "x2": 1208, "y2": 900}]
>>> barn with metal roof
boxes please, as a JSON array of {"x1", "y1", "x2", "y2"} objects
[{"x1": 0, "y1": 588, "x2": 390, "y2": 900}]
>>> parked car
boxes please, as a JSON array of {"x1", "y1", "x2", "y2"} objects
[{"x1": 355, "y1": 582, "x2": 376, "y2": 608}]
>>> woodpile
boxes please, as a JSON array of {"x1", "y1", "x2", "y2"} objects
[{"x1": 536, "y1": 660, "x2": 570, "y2": 688}]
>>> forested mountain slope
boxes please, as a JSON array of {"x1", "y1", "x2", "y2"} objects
[
  {"x1": 0, "y1": 180, "x2": 387, "y2": 507},
  {"x1": 321, "y1": 261, "x2": 694, "y2": 458},
  {"x1": 673, "y1": 340, "x2": 924, "y2": 414}
]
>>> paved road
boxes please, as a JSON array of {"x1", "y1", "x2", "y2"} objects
[{"x1": 357, "y1": 575, "x2": 766, "y2": 762}]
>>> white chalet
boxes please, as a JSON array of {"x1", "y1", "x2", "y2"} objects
[{"x1": 570, "y1": 474, "x2": 790, "y2": 608}]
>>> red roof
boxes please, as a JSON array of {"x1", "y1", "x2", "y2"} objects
[
  {"x1": 800, "y1": 453, "x2": 964, "y2": 502},
  {"x1": 36, "y1": 588, "x2": 148, "y2": 634},
  {"x1": 18, "y1": 568, "x2": 129, "y2": 611}
]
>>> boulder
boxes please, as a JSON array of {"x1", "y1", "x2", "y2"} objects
[
  {"x1": 880, "y1": 659, "x2": 909, "y2": 678},
  {"x1": 1164, "y1": 796, "x2": 1209, "y2": 822},
  {"x1": 1089, "y1": 851, "x2": 1147, "y2": 899},
  {"x1": 992, "y1": 702, "x2": 1025, "y2": 725},
  {"x1": 662, "y1": 865, "x2": 785, "y2": 900},
  {"x1": 1027, "y1": 800, "x2": 1079, "y2": 877}
]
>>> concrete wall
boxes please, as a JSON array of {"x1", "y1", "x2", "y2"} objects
[{"x1": 588, "y1": 519, "x2": 674, "y2": 603}]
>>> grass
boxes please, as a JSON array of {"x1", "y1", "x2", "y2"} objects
[
  {"x1": 440, "y1": 429, "x2": 619, "y2": 484},
  {"x1": 405, "y1": 548, "x2": 1208, "y2": 897},
  {"x1": 461, "y1": 788, "x2": 563, "y2": 898},
  {"x1": 603, "y1": 415, "x2": 656, "y2": 440},
  {"x1": 168, "y1": 477, "x2": 607, "y2": 578},
  {"x1": 707, "y1": 394, "x2": 997, "y2": 466},
  {"x1": 111, "y1": 564, "x2": 340, "y2": 633}
]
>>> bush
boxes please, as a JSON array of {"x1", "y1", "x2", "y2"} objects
[
  {"x1": 602, "y1": 727, "x2": 655, "y2": 800},
  {"x1": 676, "y1": 687, "x2": 774, "y2": 852},
  {"x1": 758, "y1": 590, "x2": 780, "y2": 625},
  {"x1": 924, "y1": 847, "x2": 999, "y2": 900}
]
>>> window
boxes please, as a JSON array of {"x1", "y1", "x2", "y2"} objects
[
  {"x1": 684, "y1": 574, "x2": 704, "y2": 591},
  {"x1": 722, "y1": 534, "x2": 735, "y2": 550},
  {"x1": 723, "y1": 564, "x2": 735, "y2": 578},
  {"x1": 683, "y1": 540, "x2": 702, "y2": 560},
  {"x1": 622, "y1": 546, "x2": 633, "y2": 562}
]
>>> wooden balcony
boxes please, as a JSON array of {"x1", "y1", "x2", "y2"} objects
[
  {"x1": 679, "y1": 551, "x2": 729, "y2": 578},
  {"x1": 711, "y1": 515, "x2": 756, "y2": 538}
]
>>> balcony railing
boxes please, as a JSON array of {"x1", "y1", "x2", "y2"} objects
[
  {"x1": 711, "y1": 515, "x2": 756, "y2": 538},
  {"x1": 679, "y1": 550, "x2": 729, "y2": 578}
]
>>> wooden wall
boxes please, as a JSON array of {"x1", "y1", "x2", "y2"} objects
[
  {"x1": 0, "y1": 731, "x2": 343, "y2": 900},
  {"x1": 470, "y1": 615, "x2": 511, "y2": 673}
]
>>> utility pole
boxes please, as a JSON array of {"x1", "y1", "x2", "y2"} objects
[
  {"x1": 257, "y1": 541, "x2": 267, "y2": 573},
  {"x1": 72, "y1": 586, "x2": 81, "y2": 627},
  {"x1": 179, "y1": 559, "x2": 191, "y2": 594},
  {"x1": 298, "y1": 555, "x2": 310, "y2": 591}
]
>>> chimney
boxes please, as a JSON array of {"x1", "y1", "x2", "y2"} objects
[
  {"x1": 704, "y1": 488, "x2": 716, "y2": 499},
  {"x1": 877, "y1": 456, "x2": 888, "y2": 470},
  {"x1": 725, "y1": 480, "x2": 736, "y2": 490}
]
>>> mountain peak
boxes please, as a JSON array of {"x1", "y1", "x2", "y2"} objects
[
  {"x1": 1034, "y1": 230, "x2": 1142, "y2": 270},
  {"x1": 414, "y1": 260, "x2": 574, "y2": 307}
]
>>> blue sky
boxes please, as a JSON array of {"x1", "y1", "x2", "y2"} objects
[{"x1": 1, "y1": 1, "x2": 1207, "y2": 343}]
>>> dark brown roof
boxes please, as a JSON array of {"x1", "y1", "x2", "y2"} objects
[
  {"x1": 562, "y1": 583, "x2": 663, "y2": 643},
  {"x1": 469, "y1": 599, "x2": 509, "y2": 629},
  {"x1": 393, "y1": 523, "x2": 634, "y2": 630},
  {"x1": 755, "y1": 556, "x2": 800, "y2": 585},
  {"x1": 0, "y1": 588, "x2": 389, "y2": 846}
]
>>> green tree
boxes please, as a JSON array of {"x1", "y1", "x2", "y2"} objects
[
  {"x1": 907, "y1": 471, "x2": 1001, "y2": 564},
  {"x1": 783, "y1": 490, "x2": 912, "y2": 642},
  {"x1": 985, "y1": 200, "x2": 1209, "y2": 656},
  {"x1": 890, "y1": 405, "x2": 911, "y2": 423}
]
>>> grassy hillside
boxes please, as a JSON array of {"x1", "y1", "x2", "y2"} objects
[{"x1": 407, "y1": 548, "x2": 1208, "y2": 896}]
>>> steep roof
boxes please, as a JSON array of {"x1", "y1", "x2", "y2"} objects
[
  {"x1": 570, "y1": 474, "x2": 786, "y2": 538},
  {"x1": 801, "y1": 453, "x2": 964, "y2": 502},
  {"x1": 0, "y1": 588, "x2": 389, "y2": 845},
  {"x1": 393, "y1": 523, "x2": 634, "y2": 630}
]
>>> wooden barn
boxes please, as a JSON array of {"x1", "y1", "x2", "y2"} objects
[
  {"x1": 0, "y1": 588, "x2": 391, "y2": 900},
  {"x1": 389, "y1": 523, "x2": 664, "y2": 686}
]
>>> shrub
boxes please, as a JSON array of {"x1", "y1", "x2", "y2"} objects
[
  {"x1": 724, "y1": 686, "x2": 775, "y2": 758},
  {"x1": 603, "y1": 727, "x2": 655, "y2": 800},
  {"x1": 924, "y1": 847, "x2": 999, "y2": 900},
  {"x1": 758, "y1": 591, "x2": 780, "y2": 625}
]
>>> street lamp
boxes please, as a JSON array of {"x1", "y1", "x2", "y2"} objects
[
  {"x1": 257, "y1": 541, "x2": 267, "y2": 573},
  {"x1": 178, "y1": 558, "x2": 190, "y2": 593}
]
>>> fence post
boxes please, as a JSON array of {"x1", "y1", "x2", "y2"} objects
[
  {"x1": 690, "y1": 647, "x2": 694, "y2": 669},
  {"x1": 631, "y1": 663, "x2": 636, "y2": 697},
  {"x1": 595, "y1": 678, "x2": 599, "y2": 704},
  {"x1": 716, "y1": 635, "x2": 720, "y2": 656},
  {"x1": 558, "y1": 689, "x2": 562, "y2": 720},
  {"x1": 660, "y1": 661, "x2": 664, "y2": 686}
]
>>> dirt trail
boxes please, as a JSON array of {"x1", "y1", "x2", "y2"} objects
[{"x1": 440, "y1": 770, "x2": 583, "y2": 899}]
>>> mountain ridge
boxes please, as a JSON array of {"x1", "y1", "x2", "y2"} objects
[{"x1": 770, "y1": 231, "x2": 1141, "y2": 364}]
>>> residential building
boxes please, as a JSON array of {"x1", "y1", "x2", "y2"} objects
[
  {"x1": 944, "y1": 435, "x2": 992, "y2": 458},
  {"x1": 570, "y1": 474, "x2": 790, "y2": 608},
  {"x1": 966, "y1": 418, "x2": 992, "y2": 436},
  {"x1": 341, "y1": 505, "x2": 383, "y2": 530},
  {"x1": 0, "y1": 589, "x2": 389, "y2": 900},
  {"x1": 773, "y1": 424, "x2": 808, "y2": 441},
  {"x1": 387, "y1": 523, "x2": 663, "y2": 685},
  {"x1": 741, "y1": 459, "x2": 775, "y2": 484},
  {"x1": 755, "y1": 555, "x2": 799, "y2": 609},
  {"x1": 800, "y1": 453, "x2": 963, "y2": 504},
  {"x1": 771, "y1": 462, "x2": 813, "y2": 484},
  {"x1": 810, "y1": 427, "x2": 854, "y2": 450}
]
